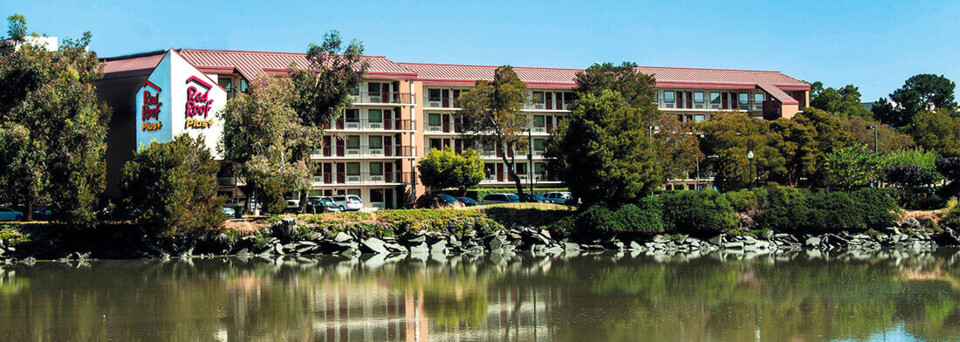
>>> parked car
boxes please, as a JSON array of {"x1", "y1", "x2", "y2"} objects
[
  {"x1": 285, "y1": 197, "x2": 300, "y2": 211},
  {"x1": 543, "y1": 192, "x2": 574, "y2": 204},
  {"x1": 32, "y1": 205, "x2": 53, "y2": 219},
  {"x1": 481, "y1": 193, "x2": 520, "y2": 205},
  {"x1": 331, "y1": 195, "x2": 363, "y2": 211},
  {"x1": 221, "y1": 207, "x2": 236, "y2": 218},
  {"x1": 456, "y1": 197, "x2": 478, "y2": 207},
  {"x1": 519, "y1": 193, "x2": 547, "y2": 203},
  {"x1": 304, "y1": 197, "x2": 342, "y2": 214},
  {"x1": 0, "y1": 207, "x2": 24, "y2": 221},
  {"x1": 414, "y1": 193, "x2": 460, "y2": 208}
]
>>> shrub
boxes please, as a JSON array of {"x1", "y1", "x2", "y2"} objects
[
  {"x1": 723, "y1": 188, "x2": 768, "y2": 214},
  {"x1": 658, "y1": 191, "x2": 737, "y2": 233},
  {"x1": 570, "y1": 199, "x2": 664, "y2": 238},
  {"x1": 118, "y1": 135, "x2": 225, "y2": 237},
  {"x1": 943, "y1": 206, "x2": 960, "y2": 230},
  {"x1": 756, "y1": 188, "x2": 897, "y2": 232}
]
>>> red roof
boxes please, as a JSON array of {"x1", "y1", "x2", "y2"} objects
[
  {"x1": 100, "y1": 48, "x2": 808, "y2": 104},
  {"x1": 176, "y1": 49, "x2": 417, "y2": 80}
]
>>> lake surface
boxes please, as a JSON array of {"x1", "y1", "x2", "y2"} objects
[{"x1": 2, "y1": 250, "x2": 960, "y2": 341}]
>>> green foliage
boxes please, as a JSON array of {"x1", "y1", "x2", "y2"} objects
[
  {"x1": 658, "y1": 191, "x2": 737, "y2": 233},
  {"x1": 700, "y1": 112, "x2": 784, "y2": 190},
  {"x1": 547, "y1": 90, "x2": 659, "y2": 206},
  {"x1": 825, "y1": 145, "x2": 884, "y2": 188},
  {"x1": 418, "y1": 147, "x2": 485, "y2": 192},
  {"x1": 572, "y1": 200, "x2": 664, "y2": 238},
  {"x1": 457, "y1": 65, "x2": 529, "y2": 194},
  {"x1": 841, "y1": 116, "x2": 914, "y2": 154},
  {"x1": 756, "y1": 188, "x2": 898, "y2": 232},
  {"x1": 652, "y1": 115, "x2": 703, "y2": 183},
  {"x1": 573, "y1": 62, "x2": 658, "y2": 113},
  {"x1": 808, "y1": 82, "x2": 873, "y2": 119},
  {"x1": 723, "y1": 188, "x2": 768, "y2": 214},
  {"x1": 909, "y1": 109, "x2": 960, "y2": 157},
  {"x1": 0, "y1": 225, "x2": 29, "y2": 245},
  {"x1": 5, "y1": 14, "x2": 26, "y2": 41},
  {"x1": 0, "y1": 15, "x2": 109, "y2": 227},
  {"x1": 119, "y1": 135, "x2": 225, "y2": 237},
  {"x1": 943, "y1": 206, "x2": 960, "y2": 230},
  {"x1": 288, "y1": 30, "x2": 368, "y2": 127},
  {"x1": 874, "y1": 74, "x2": 957, "y2": 127},
  {"x1": 219, "y1": 76, "x2": 314, "y2": 214},
  {"x1": 883, "y1": 148, "x2": 943, "y2": 185}
]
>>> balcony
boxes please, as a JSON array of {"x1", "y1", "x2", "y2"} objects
[
  {"x1": 327, "y1": 118, "x2": 415, "y2": 131},
  {"x1": 425, "y1": 122, "x2": 461, "y2": 134},
  {"x1": 351, "y1": 91, "x2": 413, "y2": 105},
  {"x1": 312, "y1": 171, "x2": 414, "y2": 185},
  {"x1": 523, "y1": 100, "x2": 573, "y2": 111},
  {"x1": 313, "y1": 145, "x2": 415, "y2": 158}
]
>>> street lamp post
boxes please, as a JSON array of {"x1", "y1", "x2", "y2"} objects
[
  {"x1": 747, "y1": 150, "x2": 755, "y2": 190},
  {"x1": 866, "y1": 125, "x2": 878, "y2": 153}
]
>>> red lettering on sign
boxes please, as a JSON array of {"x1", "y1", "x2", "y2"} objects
[
  {"x1": 185, "y1": 86, "x2": 214, "y2": 119},
  {"x1": 141, "y1": 90, "x2": 163, "y2": 121}
]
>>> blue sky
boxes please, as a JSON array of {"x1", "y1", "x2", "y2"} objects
[{"x1": 2, "y1": 0, "x2": 958, "y2": 101}]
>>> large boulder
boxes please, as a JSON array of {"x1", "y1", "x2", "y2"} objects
[{"x1": 361, "y1": 238, "x2": 389, "y2": 254}]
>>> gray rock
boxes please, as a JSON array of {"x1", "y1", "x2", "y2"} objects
[
  {"x1": 334, "y1": 232, "x2": 353, "y2": 242},
  {"x1": 341, "y1": 247, "x2": 360, "y2": 257},
  {"x1": 406, "y1": 234, "x2": 427, "y2": 244},
  {"x1": 488, "y1": 235, "x2": 507, "y2": 250},
  {"x1": 564, "y1": 242, "x2": 580, "y2": 251},
  {"x1": 805, "y1": 237, "x2": 822, "y2": 247},
  {"x1": 629, "y1": 240, "x2": 643, "y2": 250},
  {"x1": 409, "y1": 242, "x2": 429, "y2": 254},
  {"x1": 708, "y1": 235, "x2": 724, "y2": 246},
  {"x1": 361, "y1": 238, "x2": 389, "y2": 254},
  {"x1": 540, "y1": 229, "x2": 552, "y2": 240},
  {"x1": 652, "y1": 235, "x2": 670, "y2": 243},
  {"x1": 297, "y1": 241, "x2": 317, "y2": 247},
  {"x1": 723, "y1": 241, "x2": 744, "y2": 249},
  {"x1": 430, "y1": 240, "x2": 447, "y2": 254},
  {"x1": 274, "y1": 243, "x2": 285, "y2": 254}
]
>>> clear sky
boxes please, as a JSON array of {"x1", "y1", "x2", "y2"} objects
[{"x1": 2, "y1": 0, "x2": 958, "y2": 101}]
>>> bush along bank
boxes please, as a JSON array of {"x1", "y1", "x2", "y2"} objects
[{"x1": 0, "y1": 190, "x2": 958, "y2": 264}]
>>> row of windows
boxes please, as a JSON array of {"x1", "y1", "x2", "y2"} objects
[{"x1": 654, "y1": 90, "x2": 765, "y2": 105}]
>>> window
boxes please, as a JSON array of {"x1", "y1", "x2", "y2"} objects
[
  {"x1": 428, "y1": 89, "x2": 441, "y2": 102},
  {"x1": 664, "y1": 91, "x2": 675, "y2": 103},
  {"x1": 754, "y1": 93, "x2": 764, "y2": 103},
  {"x1": 348, "y1": 86, "x2": 359, "y2": 96},
  {"x1": 535, "y1": 162, "x2": 547, "y2": 176},
  {"x1": 367, "y1": 83, "x2": 382, "y2": 95},
  {"x1": 694, "y1": 115, "x2": 705, "y2": 123},
  {"x1": 346, "y1": 136, "x2": 360, "y2": 148},
  {"x1": 345, "y1": 109, "x2": 360, "y2": 122},
  {"x1": 533, "y1": 139, "x2": 545, "y2": 153},
  {"x1": 368, "y1": 109, "x2": 382, "y2": 122},
  {"x1": 369, "y1": 162, "x2": 383, "y2": 176},
  {"x1": 370, "y1": 189, "x2": 384, "y2": 202},
  {"x1": 346, "y1": 163, "x2": 360, "y2": 175},
  {"x1": 710, "y1": 92, "x2": 721, "y2": 104},
  {"x1": 534, "y1": 115, "x2": 546, "y2": 128},
  {"x1": 368, "y1": 136, "x2": 383, "y2": 149},
  {"x1": 485, "y1": 163, "x2": 496, "y2": 177},
  {"x1": 240, "y1": 79, "x2": 248, "y2": 92},
  {"x1": 347, "y1": 189, "x2": 361, "y2": 196},
  {"x1": 739, "y1": 93, "x2": 749, "y2": 104},
  {"x1": 516, "y1": 163, "x2": 528, "y2": 175},
  {"x1": 428, "y1": 114, "x2": 441, "y2": 127},
  {"x1": 694, "y1": 92, "x2": 704, "y2": 103},
  {"x1": 653, "y1": 90, "x2": 658, "y2": 102},
  {"x1": 531, "y1": 92, "x2": 545, "y2": 104},
  {"x1": 218, "y1": 78, "x2": 232, "y2": 92},
  {"x1": 429, "y1": 139, "x2": 443, "y2": 150}
]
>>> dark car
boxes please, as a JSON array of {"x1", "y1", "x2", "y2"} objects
[
  {"x1": 304, "y1": 197, "x2": 342, "y2": 214},
  {"x1": 456, "y1": 197, "x2": 478, "y2": 207},
  {"x1": 415, "y1": 193, "x2": 460, "y2": 208},
  {"x1": 519, "y1": 193, "x2": 546, "y2": 203},
  {"x1": 32, "y1": 205, "x2": 53, "y2": 219}
]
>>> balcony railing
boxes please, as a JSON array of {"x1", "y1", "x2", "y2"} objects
[
  {"x1": 312, "y1": 171, "x2": 414, "y2": 185},
  {"x1": 523, "y1": 100, "x2": 573, "y2": 111},
  {"x1": 326, "y1": 118, "x2": 415, "y2": 131},
  {"x1": 482, "y1": 172, "x2": 560, "y2": 183},
  {"x1": 350, "y1": 92, "x2": 413, "y2": 104},
  {"x1": 313, "y1": 145, "x2": 415, "y2": 158}
]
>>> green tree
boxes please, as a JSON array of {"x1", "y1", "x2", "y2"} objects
[
  {"x1": 0, "y1": 15, "x2": 109, "y2": 226},
  {"x1": 574, "y1": 62, "x2": 658, "y2": 113},
  {"x1": 547, "y1": 90, "x2": 659, "y2": 206},
  {"x1": 808, "y1": 82, "x2": 872, "y2": 119},
  {"x1": 118, "y1": 135, "x2": 224, "y2": 237},
  {"x1": 700, "y1": 112, "x2": 784, "y2": 191},
  {"x1": 220, "y1": 76, "x2": 315, "y2": 215},
  {"x1": 457, "y1": 65, "x2": 529, "y2": 195},
  {"x1": 824, "y1": 145, "x2": 884, "y2": 189},
  {"x1": 883, "y1": 148, "x2": 943, "y2": 186},
  {"x1": 768, "y1": 118, "x2": 817, "y2": 186},
  {"x1": 417, "y1": 147, "x2": 485, "y2": 193},
  {"x1": 288, "y1": 30, "x2": 368, "y2": 127},
  {"x1": 909, "y1": 109, "x2": 960, "y2": 157},
  {"x1": 793, "y1": 108, "x2": 851, "y2": 185},
  {"x1": 651, "y1": 115, "x2": 703, "y2": 186},
  {"x1": 841, "y1": 116, "x2": 915, "y2": 154},
  {"x1": 874, "y1": 74, "x2": 957, "y2": 127}
]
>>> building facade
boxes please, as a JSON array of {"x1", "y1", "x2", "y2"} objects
[{"x1": 96, "y1": 48, "x2": 810, "y2": 209}]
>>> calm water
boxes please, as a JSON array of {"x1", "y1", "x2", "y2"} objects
[{"x1": 2, "y1": 250, "x2": 960, "y2": 341}]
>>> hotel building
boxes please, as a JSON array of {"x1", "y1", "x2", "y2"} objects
[{"x1": 95, "y1": 48, "x2": 810, "y2": 209}]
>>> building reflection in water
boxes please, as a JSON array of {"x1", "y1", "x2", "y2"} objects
[{"x1": 2, "y1": 249, "x2": 960, "y2": 341}]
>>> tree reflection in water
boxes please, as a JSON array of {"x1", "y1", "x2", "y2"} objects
[{"x1": 1, "y1": 250, "x2": 960, "y2": 341}]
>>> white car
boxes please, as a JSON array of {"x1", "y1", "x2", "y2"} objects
[
  {"x1": 0, "y1": 206, "x2": 24, "y2": 221},
  {"x1": 543, "y1": 192, "x2": 574, "y2": 204},
  {"x1": 330, "y1": 195, "x2": 363, "y2": 211}
]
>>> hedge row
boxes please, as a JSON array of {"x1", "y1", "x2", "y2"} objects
[{"x1": 551, "y1": 187, "x2": 900, "y2": 238}]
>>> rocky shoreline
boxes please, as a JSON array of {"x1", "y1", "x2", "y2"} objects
[{"x1": 1, "y1": 217, "x2": 958, "y2": 265}]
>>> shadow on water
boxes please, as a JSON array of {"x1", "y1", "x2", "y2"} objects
[{"x1": 3, "y1": 249, "x2": 960, "y2": 341}]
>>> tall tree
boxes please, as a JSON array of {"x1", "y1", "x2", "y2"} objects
[
  {"x1": 288, "y1": 30, "x2": 368, "y2": 127},
  {"x1": 418, "y1": 147, "x2": 485, "y2": 194},
  {"x1": 574, "y1": 62, "x2": 658, "y2": 117},
  {"x1": 457, "y1": 66, "x2": 529, "y2": 195},
  {"x1": 910, "y1": 108, "x2": 960, "y2": 157},
  {"x1": 0, "y1": 15, "x2": 110, "y2": 226},
  {"x1": 824, "y1": 145, "x2": 884, "y2": 189},
  {"x1": 220, "y1": 76, "x2": 315, "y2": 214},
  {"x1": 768, "y1": 118, "x2": 817, "y2": 186},
  {"x1": 547, "y1": 90, "x2": 659, "y2": 206},
  {"x1": 700, "y1": 112, "x2": 785, "y2": 191},
  {"x1": 808, "y1": 81, "x2": 872, "y2": 119},
  {"x1": 793, "y1": 108, "x2": 851, "y2": 185},
  {"x1": 874, "y1": 74, "x2": 957, "y2": 127},
  {"x1": 651, "y1": 115, "x2": 703, "y2": 186},
  {"x1": 841, "y1": 116, "x2": 915, "y2": 154}
]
